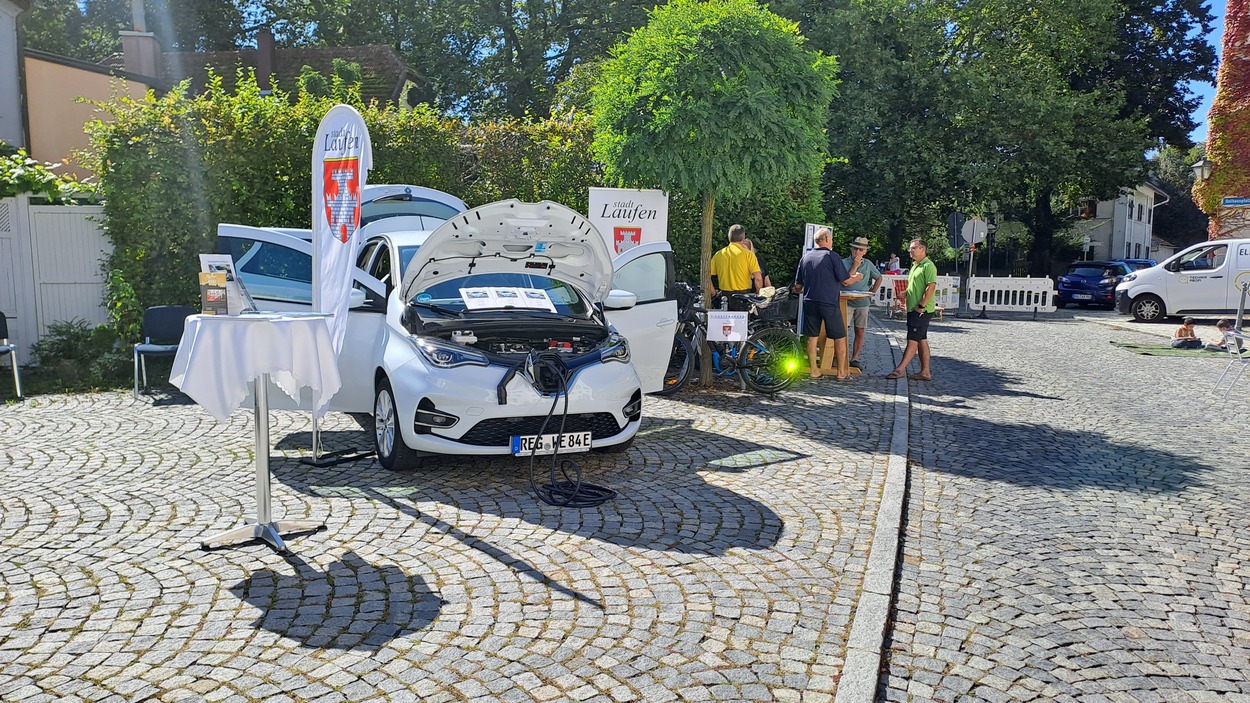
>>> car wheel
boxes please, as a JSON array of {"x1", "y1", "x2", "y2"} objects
[
  {"x1": 1055, "y1": 301, "x2": 1067, "y2": 309},
  {"x1": 374, "y1": 377, "x2": 425, "y2": 471},
  {"x1": 592, "y1": 436, "x2": 635, "y2": 454},
  {"x1": 1130, "y1": 294, "x2": 1166, "y2": 323}
]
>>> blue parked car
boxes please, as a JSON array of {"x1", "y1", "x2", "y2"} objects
[
  {"x1": 1055, "y1": 260, "x2": 1133, "y2": 308},
  {"x1": 1113, "y1": 258, "x2": 1158, "y2": 271}
]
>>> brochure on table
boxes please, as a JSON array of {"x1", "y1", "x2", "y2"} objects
[
  {"x1": 459, "y1": 287, "x2": 556, "y2": 313},
  {"x1": 199, "y1": 254, "x2": 258, "y2": 315}
]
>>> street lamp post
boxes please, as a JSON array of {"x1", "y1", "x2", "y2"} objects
[{"x1": 1192, "y1": 158, "x2": 1214, "y2": 182}]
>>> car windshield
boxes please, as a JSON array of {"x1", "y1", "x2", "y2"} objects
[
  {"x1": 1067, "y1": 266, "x2": 1109, "y2": 277},
  {"x1": 411, "y1": 273, "x2": 592, "y2": 316},
  {"x1": 398, "y1": 245, "x2": 421, "y2": 276}
]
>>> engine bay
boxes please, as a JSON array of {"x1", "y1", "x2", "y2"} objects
[{"x1": 405, "y1": 304, "x2": 610, "y2": 361}]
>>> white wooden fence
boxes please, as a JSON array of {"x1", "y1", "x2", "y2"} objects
[
  {"x1": 872, "y1": 274, "x2": 1056, "y2": 314},
  {"x1": 0, "y1": 195, "x2": 111, "y2": 360}
]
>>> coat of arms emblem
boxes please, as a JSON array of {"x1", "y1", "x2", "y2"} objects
[{"x1": 613, "y1": 226, "x2": 642, "y2": 254}]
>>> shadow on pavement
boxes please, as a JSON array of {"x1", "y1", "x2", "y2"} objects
[
  {"x1": 907, "y1": 356, "x2": 1063, "y2": 401},
  {"x1": 229, "y1": 550, "x2": 442, "y2": 651},
  {"x1": 917, "y1": 410, "x2": 1216, "y2": 494},
  {"x1": 273, "y1": 417, "x2": 791, "y2": 557}
]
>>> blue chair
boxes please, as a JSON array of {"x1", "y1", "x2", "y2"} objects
[
  {"x1": 133, "y1": 306, "x2": 196, "y2": 398},
  {"x1": 0, "y1": 311, "x2": 22, "y2": 399}
]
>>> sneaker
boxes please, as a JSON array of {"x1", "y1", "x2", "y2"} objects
[{"x1": 849, "y1": 359, "x2": 861, "y2": 369}]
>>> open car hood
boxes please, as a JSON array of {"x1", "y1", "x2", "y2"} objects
[{"x1": 399, "y1": 200, "x2": 614, "y2": 303}]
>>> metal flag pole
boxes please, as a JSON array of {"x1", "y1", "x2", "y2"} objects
[{"x1": 1237, "y1": 282, "x2": 1249, "y2": 332}]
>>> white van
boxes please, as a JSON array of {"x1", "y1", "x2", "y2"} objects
[{"x1": 1116, "y1": 238, "x2": 1250, "y2": 322}]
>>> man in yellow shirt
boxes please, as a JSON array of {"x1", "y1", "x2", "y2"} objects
[{"x1": 709, "y1": 224, "x2": 762, "y2": 306}]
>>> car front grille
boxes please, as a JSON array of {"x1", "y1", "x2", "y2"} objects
[{"x1": 455, "y1": 413, "x2": 625, "y2": 447}]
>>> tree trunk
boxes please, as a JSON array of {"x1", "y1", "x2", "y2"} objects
[
  {"x1": 1026, "y1": 189, "x2": 1060, "y2": 277},
  {"x1": 699, "y1": 191, "x2": 716, "y2": 387}
]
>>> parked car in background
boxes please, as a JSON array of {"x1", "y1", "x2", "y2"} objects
[
  {"x1": 1055, "y1": 260, "x2": 1133, "y2": 309},
  {"x1": 1117, "y1": 239, "x2": 1246, "y2": 322},
  {"x1": 1114, "y1": 258, "x2": 1158, "y2": 271}
]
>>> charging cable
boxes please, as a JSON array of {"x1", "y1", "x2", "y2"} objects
[{"x1": 525, "y1": 351, "x2": 617, "y2": 508}]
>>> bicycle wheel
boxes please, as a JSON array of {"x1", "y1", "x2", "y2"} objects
[
  {"x1": 740, "y1": 327, "x2": 802, "y2": 394},
  {"x1": 654, "y1": 333, "x2": 695, "y2": 396}
]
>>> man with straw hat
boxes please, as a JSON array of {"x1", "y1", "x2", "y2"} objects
[{"x1": 842, "y1": 236, "x2": 882, "y2": 369}]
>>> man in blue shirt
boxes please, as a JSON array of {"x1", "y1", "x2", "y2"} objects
[{"x1": 795, "y1": 227, "x2": 863, "y2": 380}]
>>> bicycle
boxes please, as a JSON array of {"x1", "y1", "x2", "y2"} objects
[
  {"x1": 653, "y1": 282, "x2": 700, "y2": 396},
  {"x1": 679, "y1": 286, "x2": 803, "y2": 394}
]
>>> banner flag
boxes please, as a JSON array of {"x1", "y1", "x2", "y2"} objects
[
  {"x1": 312, "y1": 105, "x2": 372, "y2": 360},
  {"x1": 588, "y1": 188, "x2": 669, "y2": 255}
]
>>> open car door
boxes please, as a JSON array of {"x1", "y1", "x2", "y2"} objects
[{"x1": 606, "y1": 242, "x2": 679, "y2": 394}]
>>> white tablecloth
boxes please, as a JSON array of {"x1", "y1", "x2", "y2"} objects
[{"x1": 170, "y1": 314, "x2": 342, "y2": 422}]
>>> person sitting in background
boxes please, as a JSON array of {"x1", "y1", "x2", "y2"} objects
[
  {"x1": 1206, "y1": 319, "x2": 1236, "y2": 352},
  {"x1": 885, "y1": 254, "x2": 901, "y2": 273},
  {"x1": 1171, "y1": 317, "x2": 1202, "y2": 349}
]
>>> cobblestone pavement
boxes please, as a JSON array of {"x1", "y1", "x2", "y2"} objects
[
  {"x1": 879, "y1": 308, "x2": 1250, "y2": 702},
  {"x1": 0, "y1": 336, "x2": 897, "y2": 702}
]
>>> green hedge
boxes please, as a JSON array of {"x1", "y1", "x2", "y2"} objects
[{"x1": 86, "y1": 73, "x2": 822, "y2": 335}]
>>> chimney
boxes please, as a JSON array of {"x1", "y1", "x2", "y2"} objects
[
  {"x1": 256, "y1": 26, "x2": 275, "y2": 94},
  {"x1": 120, "y1": 0, "x2": 160, "y2": 80}
]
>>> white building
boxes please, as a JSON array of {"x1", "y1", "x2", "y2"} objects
[{"x1": 1075, "y1": 182, "x2": 1170, "y2": 261}]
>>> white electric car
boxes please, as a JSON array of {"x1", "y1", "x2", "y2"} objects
[{"x1": 217, "y1": 188, "x2": 678, "y2": 469}]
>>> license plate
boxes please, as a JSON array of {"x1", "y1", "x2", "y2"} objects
[
  {"x1": 511, "y1": 431, "x2": 592, "y2": 455},
  {"x1": 1073, "y1": 294, "x2": 1092, "y2": 300}
]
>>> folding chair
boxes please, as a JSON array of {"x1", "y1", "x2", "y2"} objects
[
  {"x1": 0, "y1": 311, "x2": 22, "y2": 399},
  {"x1": 134, "y1": 305, "x2": 196, "y2": 398},
  {"x1": 1212, "y1": 330, "x2": 1250, "y2": 401}
]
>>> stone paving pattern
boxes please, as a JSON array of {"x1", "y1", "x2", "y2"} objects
[
  {"x1": 879, "y1": 310, "x2": 1250, "y2": 702},
  {"x1": 0, "y1": 337, "x2": 897, "y2": 702}
]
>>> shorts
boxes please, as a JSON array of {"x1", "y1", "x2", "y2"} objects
[
  {"x1": 848, "y1": 306, "x2": 869, "y2": 330},
  {"x1": 906, "y1": 310, "x2": 932, "y2": 342},
  {"x1": 802, "y1": 300, "x2": 846, "y2": 339}
]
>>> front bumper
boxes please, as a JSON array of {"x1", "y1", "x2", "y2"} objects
[
  {"x1": 1056, "y1": 288, "x2": 1115, "y2": 305},
  {"x1": 1116, "y1": 290, "x2": 1132, "y2": 314},
  {"x1": 389, "y1": 357, "x2": 643, "y2": 457}
]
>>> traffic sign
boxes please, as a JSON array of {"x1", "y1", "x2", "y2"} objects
[{"x1": 1222, "y1": 196, "x2": 1250, "y2": 207}]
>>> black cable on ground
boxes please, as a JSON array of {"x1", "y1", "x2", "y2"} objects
[{"x1": 526, "y1": 352, "x2": 617, "y2": 508}]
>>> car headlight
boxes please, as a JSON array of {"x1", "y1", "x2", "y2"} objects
[
  {"x1": 413, "y1": 336, "x2": 489, "y2": 368},
  {"x1": 1123, "y1": 272, "x2": 1137, "y2": 282},
  {"x1": 1058, "y1": 277, "x2": 1069, "y2": 285},
  {"x1": 1100, "y1": 277, "x2": 1120, "y2": 285},
  {"x1": 600, "y1": 334, "x2": 630, "y2": 364}
]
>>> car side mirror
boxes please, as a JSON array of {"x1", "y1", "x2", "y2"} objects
[
  {"x1": 604, "y1": 289, "x2": 638, "y2": 310},
  {"x1": 350, "y1": 288, "x2": 368, "y2": 308}
]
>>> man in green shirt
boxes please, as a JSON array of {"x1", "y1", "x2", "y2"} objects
[{"x1": 886, "y1": 238, "x2": 938, "y2": 381}]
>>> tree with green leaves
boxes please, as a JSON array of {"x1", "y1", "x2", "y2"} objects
[
  {"x1": 591, "y1": 0, "x2": 836, "y2": 384},
  {"x1": 1152, "y1": 144, "x2": 1210, "y2": 248}
]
